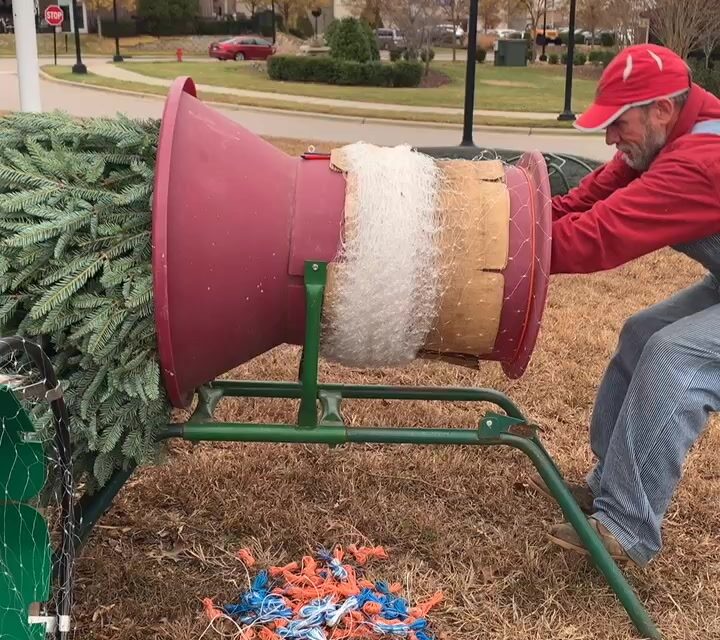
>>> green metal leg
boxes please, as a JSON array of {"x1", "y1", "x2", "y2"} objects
[{"x1": 501, "y1": 432, "x2": 661, "y2": 640}]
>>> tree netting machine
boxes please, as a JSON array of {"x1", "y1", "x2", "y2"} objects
[{"x1": 0, "y1": 1, "x2": 662, "y2": 638}]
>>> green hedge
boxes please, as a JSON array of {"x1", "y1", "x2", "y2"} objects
[
  {"x1": 267, "y1": 55, "x2": 423, "y2": 87},
  {"x1": 690, "y1": 60, "x2": 720, "y2": 97},
  {"x1": 588, "y1": 49, "x2": 617, "y2": 67},
  {"x1": 561, "y1": 50, "x2": 587, "y2": 65}
]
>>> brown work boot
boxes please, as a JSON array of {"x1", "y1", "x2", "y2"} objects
[
  {"x1": 526, "y1": 471, "x2": 595, "y2": 514},
  {"x1": 547, "y1": 516, "x2": 635, "y2": 565}
]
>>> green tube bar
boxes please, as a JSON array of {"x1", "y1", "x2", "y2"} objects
[{"x1": 211, "y1": 381, "x2": 525, "y2": 419}]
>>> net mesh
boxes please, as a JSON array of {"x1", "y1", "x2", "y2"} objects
[
  {"x1": 318, "y1": 144, "x2": 554, "y2": 373},
  {"x1": 0, "y1": 337, "x2": 77, "y2": 639}
]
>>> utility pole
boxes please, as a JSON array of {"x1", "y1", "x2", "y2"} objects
[
  {"x1": 12, "y1": 0, "x2": 42, "y2": 112},
  {"x1": 558, "y1": 0, "x2": 576, "y2": 121}
]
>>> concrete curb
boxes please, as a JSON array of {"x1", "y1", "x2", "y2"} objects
[{"x1": 39, "y1": 68, "x2": 599, "y2": 137}]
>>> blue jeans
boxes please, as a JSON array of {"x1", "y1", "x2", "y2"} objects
[{"x1": 586, "y1": 274, "x2": 720, "y2": 566}]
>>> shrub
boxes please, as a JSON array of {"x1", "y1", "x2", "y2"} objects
[
  {"x1": 402, "y1": 48, "x2": 419, "y2": 61},
  {"x1": 358, "y1": 19, "x2": 380, "y2": 61},
  {"x1": 476, "y1": 47, "x2": 487, "y2": 63},
  {"x1": 392, "y1": 60, "x2": 423, "y2": 86},
  {"x1": 690, "y1": 60, "x2": 720, "y2": 97},
  {"x1": 561, "y1": 50, "x2": 587, "y2": 66},
  {"x1": 267, "y1": 55, "x2": 422, "y2": 87},
  {"x1": 295, "y1": 14, "x2": 314, "y2": 39},
  {"x1": 327, "y1": 16, "x2": 372, "y2": 62},
  {"x1": 389, "y1": 47, "x2": 403, "y2": 61},
  {"x1": 324, "y1": 18, "x2": 338, "y2": 46},
  {"x1": 588, "y1": 49, "x2": 616, "y2": 67},
  {"x1": 600, "y1": 32, "x2": 616, "y2": 47},
  {"x1": 420, "y1": 47, "x2": 435, "y2": 63},
  {"x1": 548, "y1": 52, "x2": 558, "y2": 64}
]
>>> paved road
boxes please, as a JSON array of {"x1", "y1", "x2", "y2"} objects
[{"x1": 0, "y1": 57, "x2": 614, "y2": 162}]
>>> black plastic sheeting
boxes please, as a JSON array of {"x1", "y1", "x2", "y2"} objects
[{"x1": 415, "y1": 145, "x2": 601, "y2": 197}]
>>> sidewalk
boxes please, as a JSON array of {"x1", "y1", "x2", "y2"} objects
[{"x1": 84, "y1": 59, "x2": 562, "y2": 122}]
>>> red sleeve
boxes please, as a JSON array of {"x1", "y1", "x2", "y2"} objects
[
  {"x1": 551, "y1": 154, "x2": 639, "y2": 221},
  {"x1": 550, "y1": 155, "x2": 720, "y2": 274}
]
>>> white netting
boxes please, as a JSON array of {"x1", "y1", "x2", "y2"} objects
[
  {"x1": 0, "y1": 337, "x2": 77, "y2": 639},
  {"x1": 318, "y1": 143, "x2": 549, "y2": 372},
  {"x1": 320, "y1": 142, "x2": 445, "y2": 367}
]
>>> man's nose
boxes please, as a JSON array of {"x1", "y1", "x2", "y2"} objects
[{"x1": 605, "y1": 127, "x2": 619, "y2": 146}]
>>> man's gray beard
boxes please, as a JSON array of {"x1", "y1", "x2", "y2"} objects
[{"x1": 620, "y1": 126, "x2": 667, "y2": 172}]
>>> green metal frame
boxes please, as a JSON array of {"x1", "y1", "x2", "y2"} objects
[{"x1": 67, "y1": 260, "x2": 661, "y2": 638}]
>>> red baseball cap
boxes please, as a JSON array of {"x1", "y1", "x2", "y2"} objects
[{"x1": 574, "y1": 44, "x2": 691, "y2": 131}]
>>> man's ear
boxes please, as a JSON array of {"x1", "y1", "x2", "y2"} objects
[{"x1": 651, "y1": 97, "x2": 676, "y2": 125}]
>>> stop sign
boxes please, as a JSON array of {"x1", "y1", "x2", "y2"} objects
[{"x1": 44, "y1": 5, "x2": 64, "y2": 27}]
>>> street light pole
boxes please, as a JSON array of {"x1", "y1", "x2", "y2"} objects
[
  {"x1": 270, "y1": 0, "x2": 276, "y2": 44},
  {"x1": 460, "y1": 0, "x2": 479, "y2": 146},
  {"x1": 112, "y1": 0, "x2": 123, "y2": 62},
  {"x1": 557, "y1": 0, "x2": 576, "y2": 120},
  {"x1": 540, "y1": 0, "x2": 548, "y2": 61},
  {"x1": 71, "y1": 0, "x2": 86, "y2": 74}
]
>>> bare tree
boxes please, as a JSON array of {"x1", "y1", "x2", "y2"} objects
[
  {"x1": 648, "y1": 0, "x2": 705, "y2": 59},
  {"x1": 245, "y1": 0, "x2": 268, "y2": 17},
  {"x1": 385, "y1": 0, "x2": 444, "y2": 74},
  {"x1": 440, "y1": 0, "x2": 469, "y2": 62},
  {"x1": 605, "y1": 0, "x2": 650, "y2": 48},
  {"x1": 514, "y1": 0, "x2": 544, "y2": 60},
  {"x1": 696, "y1": 2, "x2": 720, "y2": 68},
  {"x1": 578, "y1": 0, "x2": 609, "y2": 47},
  {"x1": 479, "y1": 0, "x2": 502, "y2": 32},
  {"x1": 275, "y1": 0, "x2": 312, "y2": 30}
]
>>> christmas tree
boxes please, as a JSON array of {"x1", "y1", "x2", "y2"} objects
[{"x1": 0, "y1": 110, "x2": 170, "y2": 491}]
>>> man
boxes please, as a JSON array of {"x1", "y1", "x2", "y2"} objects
[{"x1": 527, "y1": 43, "x2": 720, "y2": 567}]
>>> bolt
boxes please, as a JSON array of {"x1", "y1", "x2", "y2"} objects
[
  {"x1": 486, "y1": 420, "x2": 493, "y2": 426},
  {"x1": 312, "y1": 263, "x2": 319, "y2": 271}
]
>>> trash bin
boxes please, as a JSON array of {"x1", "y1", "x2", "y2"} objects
[{"x1": 494, "y1": 38, "x2": 528, "y2": 67}]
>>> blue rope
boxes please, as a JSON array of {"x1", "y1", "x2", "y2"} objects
[{"x1": 315, "y1": 547, "x2": 348, "y2": 581}]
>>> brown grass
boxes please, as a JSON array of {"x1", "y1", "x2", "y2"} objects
[{"x1": 70, "y1": 137, "x2": 720, "y2": 640}]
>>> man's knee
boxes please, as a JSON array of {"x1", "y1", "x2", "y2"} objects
[{"x1": 617, "y1": 308, "x2": 663, "y2": 358}]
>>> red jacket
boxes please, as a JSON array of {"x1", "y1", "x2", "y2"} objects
[{"x1": 550, "y1": 83, "x2": 720, "y2": 274}]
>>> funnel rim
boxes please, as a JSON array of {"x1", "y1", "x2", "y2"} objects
[
  {"x1": 502, "y1": 150, "x2": 552, "y2": 378},
  {"x1": 152, "y1": 76, "x2": 197, "y2": 408}
]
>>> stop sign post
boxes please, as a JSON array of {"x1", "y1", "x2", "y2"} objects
[{"x1": 44, "y1": 5, "x2": 64, "y2": 66}]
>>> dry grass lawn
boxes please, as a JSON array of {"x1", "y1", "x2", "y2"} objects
[{"x1": 70, "y1": 137, "x2": 720, "y2": 640}]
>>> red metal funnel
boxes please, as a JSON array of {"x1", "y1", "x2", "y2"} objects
[
  {"x1": 151, "y1": 77, "x2": 552, "y2": 408},
  {"x1": 151, "y1": 77, "x2": 346, "y2": 407}
]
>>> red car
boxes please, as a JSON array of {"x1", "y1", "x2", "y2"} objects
[{"x1": 209, "y1": 35, "x2": 276, "y2": 61}]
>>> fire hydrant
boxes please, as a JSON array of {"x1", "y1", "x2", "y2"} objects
[{"x1": 176, "y1": 48, "x2": 183, "y2": 62}]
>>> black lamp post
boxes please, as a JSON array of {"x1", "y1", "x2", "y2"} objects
[
  {"x1": 557, "y1": 0, "x2": 576, "y2": 120},
  {"x1": 311, "y1": 7, "x2": 321, "y2": 40},
  {"x1": 270, "y1": 0, "x2": 276, "y2": 44},
  {"x1": 71, "y1": 0, "x2": 86, "y2": 74},
  {"x1": 539, "y1": 0, "x2": 548, "y2": 61},
  {"x1": 460, "y1": 0, "x2": 479, "y2": 146},
  {"x1": 112, "y1": 0, "x2": 123, "y2": 62}
]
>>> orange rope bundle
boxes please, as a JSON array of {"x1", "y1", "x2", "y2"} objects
[{"x1": 203, "y1": 544, "x2": 443, "y2": 640}]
